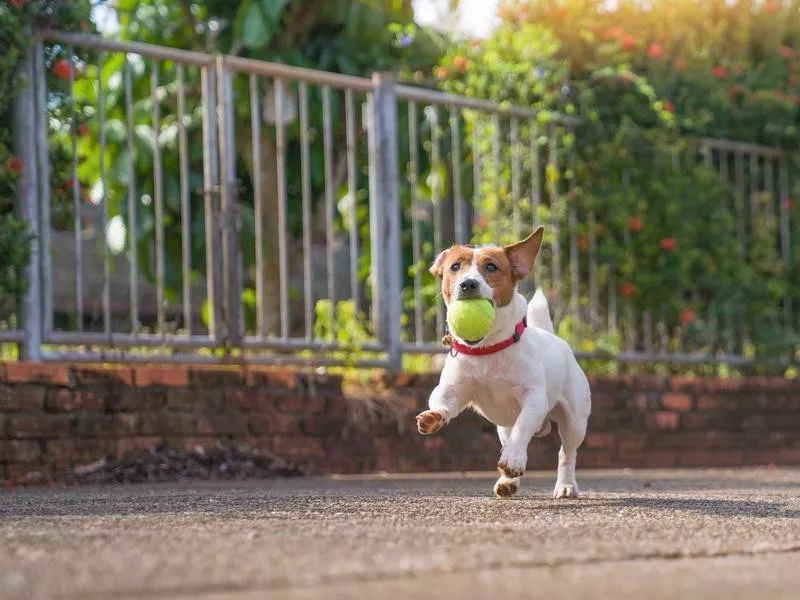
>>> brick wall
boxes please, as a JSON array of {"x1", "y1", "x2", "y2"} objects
[{"x1": 2, "y1": 362, "x2": 800, "y2": 483}]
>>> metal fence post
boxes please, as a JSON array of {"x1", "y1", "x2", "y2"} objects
[
  {"x1": 216, "y1": 57, "x2": 242, "y2": 348},
  {"x1": 13, "y1": 48, "x2": 42, "y2": 361},
  {"x1": 368, "y1": 72, "x2": 403, "y2": 370}
]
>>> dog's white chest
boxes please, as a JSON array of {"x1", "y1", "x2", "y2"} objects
[{"x1": 463, "y1": 379, "x2": 526, "y2": 427}]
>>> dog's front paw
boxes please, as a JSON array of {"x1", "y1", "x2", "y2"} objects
[
  {"x1": 553, "y1": 481, "x2": 579, "y2": 499},
  {"x1": 416, "y1": 410, "x2": 445, "y2": 435},
  {"x1": 497, "y1": 447, "x2": 527, "y2": 478},
  {"x1": 494, "y1": 475, "x2": 520, "y2": 498}
]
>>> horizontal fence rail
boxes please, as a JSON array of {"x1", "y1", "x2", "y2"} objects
[{"x1": 4, "y1": 32, "x2": 797, "y2": 370}]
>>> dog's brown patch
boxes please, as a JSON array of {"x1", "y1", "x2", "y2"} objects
[
  {"x1": 497, "y1": 461, "x2": 525, "y2": 479},
  {"x1": 475, "y1": 247, "x2": 515, "y2": 307},
  {"x1": 503, "y1": 227, "x2": 544, "y2": 281},
  {"x1": 494, "y1": 480, "x2": 519, "y2": 498},
  {"x1": 416, "y1": 410, "x2": 446, "y2": 435},
  {"x1": 431, "y1": 246, "x2": 475, "y2": 305}
]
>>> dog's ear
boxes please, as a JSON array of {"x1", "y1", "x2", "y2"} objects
[
  {"x1": 429, "y1": 248, "x2": 450, "y2": 278},
  {"x1": 503, "y1": 227, "x2": 544, "y2": 281}
]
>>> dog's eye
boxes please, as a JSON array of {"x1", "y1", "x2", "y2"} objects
[
  {"x1": 450, "y1": 263, "x2": 461, "y2": 272},
  {"x1": 485, "y1": 263, "x2": 498, "y2": 272}
]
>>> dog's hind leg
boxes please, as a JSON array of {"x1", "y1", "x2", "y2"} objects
[
  {"x1": 494, "y1": 426, "x2": 520, "y2": 497},
  {"x1": 551, "y1": 400, "x2": 587, "y2": 499}
]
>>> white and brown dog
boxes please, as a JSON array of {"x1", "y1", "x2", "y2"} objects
[{"x1": 416, "y1": 227, "x2": 592, "y2": 498}]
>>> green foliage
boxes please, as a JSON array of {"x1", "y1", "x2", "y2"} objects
[
  {"x1": 312, "y1": 299, "x2": 371, "y2": 367},
  {"x1": 0, "y1": 215, "x2": 35, "y2": 308}
]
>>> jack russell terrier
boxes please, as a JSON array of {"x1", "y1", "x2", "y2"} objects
[{"x1": 416, "y1": 226, "x2": 592, "y2": 498}]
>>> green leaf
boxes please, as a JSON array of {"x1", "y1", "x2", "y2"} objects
[
  {"x1": 261, "y1": 0, "x2": 289, "y2": 24},
  {"x1": 240, "y1": 1, "x2": 272, "y2": 49}
]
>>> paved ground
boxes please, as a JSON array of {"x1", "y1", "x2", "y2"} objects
[{"x1": 1, "y1": 469, "x2": 799, "y2": 600}]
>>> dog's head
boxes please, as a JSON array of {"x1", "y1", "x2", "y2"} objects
[{"x1": 429, "y1": 227, "x2": 544, "y2": 307}]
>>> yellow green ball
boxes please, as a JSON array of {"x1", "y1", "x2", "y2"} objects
[{"x1": 447, "y1": 299, "x2": 495, "y2": 343}]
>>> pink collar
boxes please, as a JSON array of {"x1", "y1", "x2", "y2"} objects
[{"x1": 450, "y1": 317, "x2": 527, "y2": 357}]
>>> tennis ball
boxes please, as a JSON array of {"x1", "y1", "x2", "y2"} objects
[{"x1": 447, "y1": 299, "x2": 495, "y2": 343}]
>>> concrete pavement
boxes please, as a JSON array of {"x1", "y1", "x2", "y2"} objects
[{"x1": 1, "y1": 469, "x2": 799, "y2": 599}]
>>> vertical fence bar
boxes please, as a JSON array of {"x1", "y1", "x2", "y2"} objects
[
  {"x1": 491, "y1": 114, "x2": 501, "y2": 242},
  {"x1": 530, "y1": 123, "x2": 541, "y2": 288},
  {"x1": 124, "y1": 56, "x2": 139, "y2": 335},
  {"x1": 510, "y1": 117, "x2": 521, "y2": 242},
  {"x1": 68, "y1": 46, "x2": 84, "y2": 332},
  {"x1": 750, "y1": 153, "x2": 760, "y2": 219},
  {"x1": 299, "y1": 83, "x2": 313, "y2": 341},
  {"x1": 98, "y1": 51, "x2": 111, "y2": 338},
  {"x1": 588, "y1": 208, "x2": 598, "y2": 336},
  {"x1": 216, "y1": 58, "x2": 241, "y2": 345},
  {"x1": 345, "y1": 89, "x2": 360, "y2": 308},
  {"x1": 34, "y1": 41, "x2": 52, "y2": 339},
  {"x1": 450, "y1": 107, "x2": 466, "y2": 244},
  {"x1": 249, "y1": 74, "x2": 264, "y2": 338},
  {"x1": 13, "y1": 48, "x2": 42, "y2": 360},
  {"x1": 548, "y1": 125, "x2": 561, "y2": 302},
  {"x1": 368, "y1": 73, "x2": 402, "y2": 369},
  {"x1": 201, "y1": 65, "x2": 222, "y2": 340},
  {"x1": 765, "y1": 156, "x2": 775, "y2": 216},
  {"x1": 430, "y1": 106, "x2": 444, "y2": 335},
  {"x1": 409, "y1": 102, "x2": 423, "y2": 345},
  {"x1": 621, "y1": 169, "x2": 635, "y2": 351},
  {"x1": 567, "y1": 130, "x2": 579, "y2": 347},
  {"x1": 779, "y1": 156, "x2": 792, "y2": 335},
  {"x1": 322, "y1": 85, "x2": 336, "y2": 336},
  {"x1": 176, "y1": 65, "x2": 192, "y2": 335},
  {"x1": 734, "y1": 151, "x2": 746, "y2": 257},
  {"x1": 472, "y1": 115, "x2": 482, "y2": 232},
  {"x1": 275, "y1": 78, "x2": 290, "y2": 340},
  {"x1": 151, "y1": 63, "x2": 166, "y2": 335}
]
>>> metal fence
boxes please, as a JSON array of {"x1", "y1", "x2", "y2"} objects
[{"x1": 3, "y1": 33, "x2": 796, "y2": 370}]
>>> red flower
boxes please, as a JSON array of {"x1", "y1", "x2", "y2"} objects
[
  {"x1": 663, "y1": 100, "x2": 674, "y2": 113},
  {"x1": 674, "y1": 57, "x2": 688, "y2": 72},
  {"x1": 779, "y1": 45, "x2": 796, "y2": 58},
  {"x1": 620, "y1": 282, "x2": 636, "y2": 298},
  {"x1": 52, "y1": 59, "x2": 71, "y2": 80},
  {"x1": 790, "y1": 94, "x2": 799, "y2": 106},
  {"x1": 10, "y1": 0, "x2": 27, "y2": 8},
  {"x1": 764, "y1": 0, "x2": 781, "y2": 13},
  {"x1": 578, "y1": 235, "x2": 589, "y2": 251},
  {"x1": 679, "y1": 308, "x2": 696, "y2": 324},
  {"x1": 660, "y1": 237, "x2": 677, "y2": 251},
  {"x1": 628, "y1": 216, "x2": 644, "y2": 232},
  {"x1": 647, "y1": 43, "x2": 664, "y2": 59},
  {"x1": 79, "y1": 124, "x2": 90, "y2": 137},
  {"x1": 621, "y1": 35, "x2": 638, "y2": 52},
  {"x1": 453, "y1": 55, "x2": 469, "y2": 73},
  {"x1": 785, "y1": 198, "x2": 796, "y2": 211},
  {"x1": 434, "y1": 66, "x2": 449, "y2": 79},
  {"x1": 712, "y1": 65, "x2": 729, "y2": 79},
  {"x1": 469, "y1": 39, "x2": 481, "y2": 48},
  {"x1": 7, "y1": 156, "x2": 23, "y2": 173},
  {"x1": 476, "y1": 214, "x2": 489, "y2": 229},
  {"x1": 605, "y1": 26, "x2": 625, "y2": 39}
]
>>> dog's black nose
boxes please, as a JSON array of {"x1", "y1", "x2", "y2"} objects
[{"x1": 459, "y1": 279, "x2": 479, "y2": 293}]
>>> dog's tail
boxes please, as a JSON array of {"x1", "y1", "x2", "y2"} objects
[{"x1": 528, "y1": 287, "x2": 554, "y2": 334}]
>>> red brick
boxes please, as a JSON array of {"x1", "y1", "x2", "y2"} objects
[
  {"x1": 70, "y1": 365, "x2": 134, "y2": 386},
  {"x1": 73, "y1": 414, "x2": 140, "y2": 437},
  {"x1": 246, "y1": 367, "x2": 301, "y2": 389},
  {"x1": 4, "y1": 363, "x2": 73, "y2": 387},
  {"x1": 591, "y1": 392, "x2": 622, "y2": 410},
  {"x1": 190, "y1": 367, "x2": 243, "y2": 387},
  {"x1": 774, "y1": 448, "x2": 800, "y2": 464},
  {"x1": 272, "y1": 435, "x2": 324, "y2": 458},
  {"x1": 47, "y1": 439, "x2": 110, "y2": 466},
  {"x1": 681, "y1": 450, "x2": 712, "y2": 467},
  {"x1": 9, "y1": 415, "x2": 71, "y2": 439},
  {"x1": 165, "y1": 389, "x2": 199, "y2": 410},
  {"x1": 4, "y1": 463, "x2": 51, "y2": 482},
  {"x1": 46, "y1": 389, "x2": 106, "y2": 412},
  {"x1": 705, "y1": 450, "x2": 744, "y2": 467},
  {"x1": 0, "y1": 384, "x2": 46, "y2": 411},
  {"x1": 616, "y1": 433, "x2": 647, "y2": 451},
  {"x1": 107, "y1": 388, "x2": 167, "y2": 412},
  {"x1": 140, "y1": 413, "x2": 195, "y2": 436},
  {"x1": 645, "y1": 411, "x2": 679, "y2": 431},
  {"x1": 742, "y1": 415, "x2": 766, "y2": 430},
  {"x1": 697, "y1": 395, "x2": 735, "y2": 411},
  {"x1": 644, "y1": 451, "x2": 679, "y2": 468},
  {"x1": 277, "y1": 394, "x2": 312, "y2": 414},
  {"x1": 165, "y1": 436, "x2": 216, "y2": 453},
  {"x1": 0, "y1": 440, "x2": 42, "y2": 462},
  {"x1": 681, "y1": 412, "x2": 736, "y2": 429},
  {"x1": 662, "y1": 393, "x2": 692, "y2": 411},
  {"x1": 115, "y1": 437, "x2": 163, "y2": 456},
  {"x1": 134, "y1": 366, "x2": 190, "y2": 387},
  {"x1": 196, "y1": 414, "x2": 247, "y2": 436},
  {"x1": 578, "y1": 450, "x2": 618, "y2": 468},
  {"x1": 249, "y1": 413, "x2": 299, "y2": 435},
  {"x1": 584, "y1": 432, "x2": 616, "y2": 448}
]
